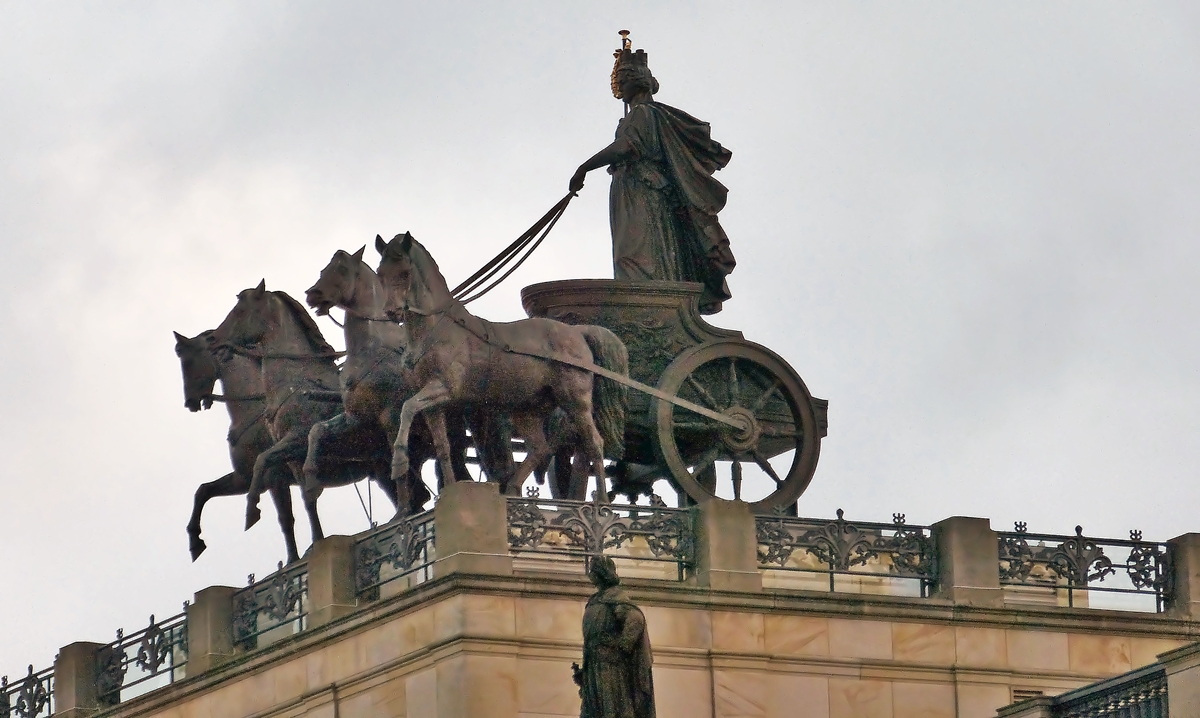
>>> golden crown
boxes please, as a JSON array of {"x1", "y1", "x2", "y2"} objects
[{"x1": 611, "y1": 30, "x2": 650, "y2": 99}]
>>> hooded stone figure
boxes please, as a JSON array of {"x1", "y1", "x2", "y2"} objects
[
  {"x1": 570, "y1": 35, "x2": 736, "y2": 315},
  {"x1": 573, "y1": 556, "x2": 656, "y2": 718}
]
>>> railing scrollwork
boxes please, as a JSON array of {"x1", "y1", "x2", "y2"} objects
[
  {"x1": 997, "y1": 524, "x2": 1171, "y2": 611},
  {"x1": 755, "y1": 509, "x2": 936, "y2": 595},
  {"x1": 506, "y1": 493, "x2": 693, "y2": 577}
]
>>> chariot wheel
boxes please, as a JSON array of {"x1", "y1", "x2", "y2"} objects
[{"x1": 651, "y1": 339, "x2": 821, "y2": 512}]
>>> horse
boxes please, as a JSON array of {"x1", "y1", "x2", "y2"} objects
[
  {"x1": 374, "y1": 232, "x2": 629, "y2": 497},
  {"x1": 304, "y1": 246, "x2": 493, "y2": 511},
  {"x1": 174, "y1": 329, "x2": 313, "y2": 563},
  {"x1": 210, "y1": 282, "x2": 402, "y2": 533}
]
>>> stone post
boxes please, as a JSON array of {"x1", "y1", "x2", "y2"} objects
[
  {"x1": 186, "y1": 585, "x2": 238, "y2": 674},
  {"x1": 692, "y1": 498, "x2": 762, "y2": 592},
  {"x1": 1166, "y1": 533, "x2": 1200, "y2": 619},
  {"x1": 931, "y1": 516, "x2": 1003, "y2": 607},
  {"x1": 308, "y1": 535, "x2": 358, "y2": 627},
  {"x1": 53, "y1": 642, "x2": 105, "y2": 718},
  {"x1": 434, "y1": 480, "x2": 513, "y2": 578},
  {"x1": 995, "y1": 696, "x2": 1054, "y2": 718},
  {"x1": 1161, "y1": 641, "x2": 1200, "y2": 716}
]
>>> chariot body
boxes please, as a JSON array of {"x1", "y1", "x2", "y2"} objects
[{"x1": 521, "y1": 279, "x2": 828, "y2": 513}]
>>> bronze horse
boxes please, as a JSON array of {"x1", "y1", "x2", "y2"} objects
[
  {"x1": 210, "y1": 282, "x2": 400, "y2": 534},
  {"x1": 174, "y1": 330, "x2": 314, "y2": 563},
  {"x1": 374, "y1": 232, "x2": 629, "y2": 496},
  {"x1": 303, "y1": 247, "x2": 515, "y2": 506}
]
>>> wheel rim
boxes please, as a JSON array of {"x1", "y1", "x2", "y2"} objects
[{"x1": 652, "y1": 340, "x2": 821, "y2": 512}]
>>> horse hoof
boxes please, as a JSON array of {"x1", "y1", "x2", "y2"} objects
[
  {"x1": 245, "y1": 507, "x2": 262, "y2": 530},
  {"x1": 189, "y1": 537, "x2": 207, "y2": 561}
]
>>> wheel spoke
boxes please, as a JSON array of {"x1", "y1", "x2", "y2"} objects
[
  {"x1": 729, "y1": 359, "x2": 740, "y2": 406},
  {"x1": 690, "y1": 447, "x2": 721, "y2": 479},
  {"x1": 760, "y1": 425, "x2": 800, "y2": 439},
  {"x1": 749, "y1": 379, "x2": 782, "y2": 413},
  {"x1": 686, "y1": 374, "x2": 721, "y2": 411},
  {"x1": 752, "y1": 450, "x2": 784, "y2": 485},
  {"x1": 731, "y1": 460, "x2": 743, "y2": 501},
  {"x1": 673, "y1": 420, "x2": 721, "y2": 431}
]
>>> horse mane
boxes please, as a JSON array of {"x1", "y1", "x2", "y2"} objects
[
  {"x1": 272, "y1": 290, "x2": 336, "y2": 355},
  {"x1": 407, "y1": 236, "x2": 452, "y2": 305}
]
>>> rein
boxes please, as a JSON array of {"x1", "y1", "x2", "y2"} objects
[
  {"x1": 450, "y1": 192, "x2": 575, "y2": 305},
  {"x1": 208, "y1": 393, "x2": 266, "y2": 403},
  {"x1": 222, "y1": 343, "x2": 346, "y2": 362}
]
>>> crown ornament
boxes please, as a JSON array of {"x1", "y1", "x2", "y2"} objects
[{"x1": 611, "y1": 30, "x2": 650, "y2": 99}]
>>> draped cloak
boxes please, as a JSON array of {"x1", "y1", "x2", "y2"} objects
[
  {"x1": 579, "y1": 586, "x2": 656, "y2": 718},
  {"x1": 608, "y1": 101, "x2": 735, "y2": 314}
]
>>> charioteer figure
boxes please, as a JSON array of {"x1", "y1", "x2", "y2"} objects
[{"x1": 569, "y1": 31, "x2": 736, "y2": 315}]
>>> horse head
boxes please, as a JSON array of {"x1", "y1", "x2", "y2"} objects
[
  {"x1": 306, "y1": 246, "x2": 366, "y2": 316},
  {"x1": 175, "y1": 330, "x2": 219, "y2": 412},
  {"x1": 375, "y1": 232, "x2": 452, "y2": 320},
  {"x1": 212, "y1": 279, "x2": 272, "y2": 351}
]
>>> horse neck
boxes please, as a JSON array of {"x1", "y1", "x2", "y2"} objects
[
  {"x1": 406, "y1": 298, "x2": 466, "y2": 347},
  {"x1": 260, "y1": 298, "x2": 335, "y2": 391},
  {"x1": 342, "y1": 264, "x2": 397, "y2": 355},
  {"x1": 215, "y1": 353, "x2": 265, "y2": 424}
]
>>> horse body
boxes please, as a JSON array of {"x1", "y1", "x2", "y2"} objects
[
  {"x1": 174, "y1": 330, "x2": 311, "y2": 563},
  {"x1": 211, "y1": 282, "x2": 399, "y2": 536},
  {"x1": 303, "y1": 247, "x2": 435, "y2": 515},
  {"x1": 374, "y1": 233, "x2": 627, "y2": 497},
  {"x1": 304, "y1": 247, "x2": 517, "y2": 511}
]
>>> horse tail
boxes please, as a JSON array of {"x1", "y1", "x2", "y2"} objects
[{"x1": 579, "y1": 325, "x2": 628, "y2": 460}]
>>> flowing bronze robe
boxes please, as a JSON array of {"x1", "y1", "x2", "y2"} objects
[
  {"x1": 579, "y1": 586, "x2": 656, "y2": 718},
  {"x1": 608, "y1": 101, "x2": 735, "y2": 314}
]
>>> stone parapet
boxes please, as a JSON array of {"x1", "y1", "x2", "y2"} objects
[
  {"x1": 307, "y1": 535, "x2": 357, "y2": 627},
  {"x1": 692, "y1": 498, "x2": 762, "y2": 592},
  {"x1": 53, "y1": 641, "x2": 105, "y2": 718},
  {"x1": 185, "y1": 585, "x2": 237, "y2": 674},
  {"x1": 932, "y1": 515, "x2": 1003, "y2": 607},
  {"x1": 434, "y1": 480, "x2": 513, "y2": 577}
]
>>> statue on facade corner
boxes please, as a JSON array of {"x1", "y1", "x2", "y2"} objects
[
  {"x1": 572, "y1": 555, "x2": 656, "y2": 718},
  {"x1": 569, "y1": 31, "x2": 736, "y2": 315}
]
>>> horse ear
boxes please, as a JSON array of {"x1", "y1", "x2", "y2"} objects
[
  {"x1": 254, "y1": 279, "x2": 267, "y2": 297},
  {"x1": 173, "y1": 331, "x2": 187, "y2": 344},
  {"x1": 375, "y1": 234, "x2": 387, "y2": 255},
  {"x1": 400, "y1": 232, "x2": 413, "y2": 252},
  {"x1": 353, "y1": 245, "x2": 366, "y2": 262}
]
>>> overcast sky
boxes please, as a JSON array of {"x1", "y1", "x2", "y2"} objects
[{"x1": 3, "y1": 3, "x2": 1199, "y2": 674}]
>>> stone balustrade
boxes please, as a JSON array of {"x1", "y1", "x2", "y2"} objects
[{"x1": 12, "y1": 485, "x2": 1200, "y2": 717}]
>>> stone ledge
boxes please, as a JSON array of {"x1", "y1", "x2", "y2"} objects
[{"x1": 95, "y1": 569, "x2": 1200, "y2": 717}]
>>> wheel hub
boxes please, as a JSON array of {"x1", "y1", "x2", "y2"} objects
[{"x1": 720, "y1": 406, "x2": 760, "y2": 453}]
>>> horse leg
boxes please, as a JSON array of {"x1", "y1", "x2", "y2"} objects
[
  {"x1": 423, "y1": 408, "x2": 458, "y2": 488},
  {"x1": 392, "y1": 380, "x2": 451, "y2": 482},
  {"x1": 446, "y1": 411, "x2": 472, "y2": 483},
  {"x1": 560, "y1": 392, "x2": 608, "y2": 502},
  {"x1": 187, "y1": 471, "x2": 250, "y2": 561},
  {"x1": 248, "y1": 433, "x2": 308, "y2": 530},
  {"x1": 268, "y1": 481, "x2": 301, "y2": 564},
  {"x1": 303, "y1": 413, "x2": 352, "y2": 503},
  {"x1": 507, "y1": 414, "x2": 555, "y2": 496}
]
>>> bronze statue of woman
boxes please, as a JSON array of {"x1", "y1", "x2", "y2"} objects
[
  {"x1": 572, "y1": 556, "x2": 656, "y2": 718},
  {"x1": 569, "y1": 34, "x2": 736, "y2": 315}
]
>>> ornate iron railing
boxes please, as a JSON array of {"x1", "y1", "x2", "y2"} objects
[
  {"x1": 96, "y1": 611, "x2": 188, "y2": 705},
  {"x1": 1043, "y1": 664, "x2": 1166, "y2": 717},
  {"x1": 997, "y1": 523, "x2": 1171, "y2": 611},
  {"x1": 0, "y1": 665, "x2": 53, "y2": 718},
  {"x1": 354, "y1": 510, "x2": 436, "y2": 599},
  {"x1": 232, "y1": 561, "x2": 308, "y2": 650},
  {"x1": 755, "y1": 509, "x2": 936, "y2": 596},
  {"x1": 506, "y1": 492, "x2": 693, "y2": 579}
]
